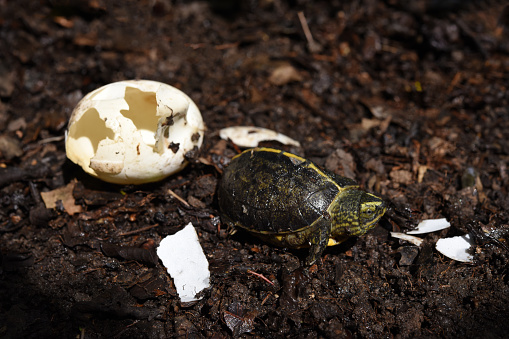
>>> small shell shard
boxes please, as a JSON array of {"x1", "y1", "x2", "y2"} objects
[
  {"x1": 390, "y1": 232, "x2": 424, "y2": 246},
  {"x1": 219, "y1": 126, "x2": 300, "y2": 148},
  {"x1": 89, "y1": 138, "x2": 125, "y2": 174},
  {"x1": 157, "y1": 223, "x2": 210, "y2": 303},
  {"x1": 407, "y1": 218, "x2": 451, "y2": 234},
  {"x1": 435, "y1": 234, "x2": 474, "y2": 263}
]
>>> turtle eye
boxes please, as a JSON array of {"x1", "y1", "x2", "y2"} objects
[{"x1": 361, "y1": 207, "x2": 375, "y2": 221}]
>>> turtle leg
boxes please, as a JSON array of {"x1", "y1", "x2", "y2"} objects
[
  {"x1": 305, "y1": 217, "x2": 331, "y2": 266},
  {"x1": 220, "y1": 214, "x2": 238, "y2": 235}
]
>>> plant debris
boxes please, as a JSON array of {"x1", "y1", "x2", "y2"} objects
[
  {"x1": 223, "y1": 301, "x2": 257, "y2": 337},
  {"x1": 1, "y1": 1, "x2": 509, "y2": 337},
  {"x1": 40, "y1": 180, "x2": 83, "y2": 215}
]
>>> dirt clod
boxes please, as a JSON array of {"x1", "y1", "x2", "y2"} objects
[{"x1": 1, "y1": 0, "x2": 509, "y2": 337}]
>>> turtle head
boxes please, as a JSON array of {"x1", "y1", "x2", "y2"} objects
[
  {"x1": 357, "y1": 192, "x2": 386, "y2": 234},
  {"x1": 329, "y1": 189, "x2": 386, "y2": 237}
]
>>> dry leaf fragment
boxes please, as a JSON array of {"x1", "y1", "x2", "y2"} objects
[
  {"x1": 417, "y1": 165, "x2": 428, "y2": 183},
  {"x1": 325, "y1": 149, "x2": 356, "y2": 179},
  {"x1": 40, "y1": 180, "x2": 83, "y2": 215},
  {"x1": 101, "y1": 243, "x2": 158, "y2": 266},
  {"x1": 0, "y1": 135, "x2": 23, "y2": 160},
  {"x1": 389, "y1": 169, "x2": 413, "y2": 185},
  {"x1": 224, "y1": 302, "x2": 256, "y2": 337}
]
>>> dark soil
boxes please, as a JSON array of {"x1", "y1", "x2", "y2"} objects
[{"x1": 1, "y1": 0, "x2": 509, "y2": 338}]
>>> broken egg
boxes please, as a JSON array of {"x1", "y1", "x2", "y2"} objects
[{"x1": 65, "y1": 80, "x2": 204, "y2": 184}]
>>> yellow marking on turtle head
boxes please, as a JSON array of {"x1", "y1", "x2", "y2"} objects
[{"x1": 359, "y1": 193, "x2": 386, "y2": 228}]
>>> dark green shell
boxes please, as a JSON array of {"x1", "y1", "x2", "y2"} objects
[{"x1": 218, "y1": 147, "x2": 386, "y2": 265}]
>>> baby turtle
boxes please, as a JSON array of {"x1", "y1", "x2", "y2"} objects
[{"x1": 218, "y1": 147, "x2": 386, "y2": 265}]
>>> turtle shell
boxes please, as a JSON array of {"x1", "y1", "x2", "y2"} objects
[{"x1": 218, "y1": 148, "x2": 358, "y2": 234}]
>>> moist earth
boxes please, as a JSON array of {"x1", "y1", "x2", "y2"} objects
[{"x1": 1, "y1": 0, "x2": 509, "y2": 338}]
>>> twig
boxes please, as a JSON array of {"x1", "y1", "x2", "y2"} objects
[
  {"x1": 38, "y1": 135, "x2": 65, "y2": 144},
  {"x1": 167, "y1": 188, "x2": 190, "y2": 207},
  {"x1": 247, "y1": 270, "x2": 275, "y2": 286},
  {"x1": 260, "y1": 292, "x2": 272, "y2": 305},
  {"x1": 298, "y1": 11, "x2": 321, "y2": 52},
  {"x1": 118, "y1": 224, "x2": 159, "y2": 236},
  {"x1": 446, "y1": 72, "x2": 462, "y2": 94},
  {"x1": 298, "y1": 11, "x2": 314, "y2": 46}
]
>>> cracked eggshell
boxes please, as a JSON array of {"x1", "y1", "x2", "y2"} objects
[
  {"x1": 219, "y1": 126, "x2": 301, "y2": 148},
  {"x1": 65, "y1": 80, "x2": 204, "y2": 184},
  {"x1": 436, "y1": 234, "x2": 474, "y2": 263},
  {"x1": 157, "y1": 222, "x2": 210, "y2": 303},
  {"x1": 407, "y1": 218, "x2": 450, "y2": 234},
  {"x1": 390, "y1": 232, "x2": 424, "y2": 246}
]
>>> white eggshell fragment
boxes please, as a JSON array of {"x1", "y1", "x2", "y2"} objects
[
  {"x1": 65, "y1": 80, "x2": 204, "y2": 184},
  {"x1": 390, "y1": 232, "x2": 424, "y2": 246},
  {"x1": 219, "y1": 126, "x2": 301, "y2": 148},
  {"x1": 157, "y1": 222, "x2": 210, "y2": 303},
  {"x1": 407, "y1": 218, "x2": 451, "y2": 234},
  {"x1": 436, "y1": 234, "x2": 474, "y2": 263}
]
